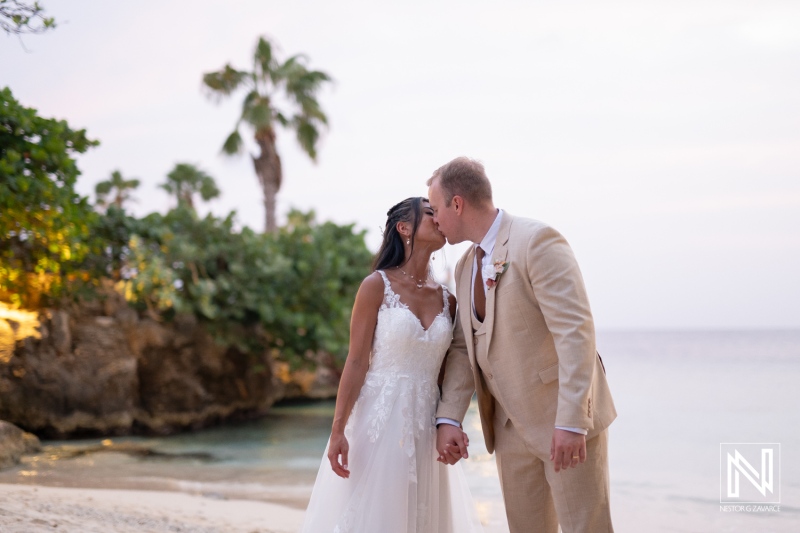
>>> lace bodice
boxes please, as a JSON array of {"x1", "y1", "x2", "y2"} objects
[
  {"x1": 345, "y1": 270, "x2": 453, "y2": 447},
  {"x1": 369, "y1": 270, "x2": 452, "y2": 378}
]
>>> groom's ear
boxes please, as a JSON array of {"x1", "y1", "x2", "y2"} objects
[{"x1": 452, "y1": 195, "x2": 464, "y2": 215}]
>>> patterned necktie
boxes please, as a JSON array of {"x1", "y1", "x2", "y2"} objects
[{"x1": 474, "y1": 246, "x2": 486, "y2": 322}]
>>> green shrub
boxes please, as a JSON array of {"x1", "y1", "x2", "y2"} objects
[{"x1": 0, "y1": 86, "x2": 98, "y2": 307}]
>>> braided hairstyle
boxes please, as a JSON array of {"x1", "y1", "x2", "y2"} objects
[{"x1": 373, "y1": 197, "x2": 426, "y2": 271}]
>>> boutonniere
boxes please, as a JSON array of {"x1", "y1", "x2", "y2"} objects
[{"x1": 483, "y1": 259, "x2": 509, "y2": 290}]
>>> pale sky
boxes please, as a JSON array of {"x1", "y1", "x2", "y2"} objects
[{"x1": 4, "y1": 1, "x2": 799, "y2": 330}]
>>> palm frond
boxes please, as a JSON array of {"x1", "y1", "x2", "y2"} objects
[
  {"x1": 302, "y1": 69, "x2": 332, "y2": 86},
  {"x1": 284, "y1": 68, "x2": 331, "y2": 127},
  {"x1": 273, "y1": 110, "x2": 290, "y2": 127},
  {"x1": 242, "y1": 95, "x2": 273, "y2": 128},
  {"x1": 199, "y1": 176, "x2": 221, "y2": 201},
  {"x1": 162, "y1": 163, "x2": 220, "y2": 208},
  {"x1": 202, "y1": 65, "x2": 249, "y2": 99},
  {"x1": 109, "y1": 170, "x2": 124, "y2": 184},
  {"x1": 240, "y1": 90, "x2": 260, "y2": 119},
  {"x1": 95, "y1": 170, "x2": 140, "y2": 209},
  {"x1": 222, "y1": 130, "x2": 244, "y2": 156},
  {"x1": 295, "y1": 95, "x2": 328, "y2": 125},
  {"x1": 286, "y1": 68, "x2": 331, "y2": 95},
  {"x1": 254, "y1": 37, "x2": 275, "y2": 78},
  {"x1": 293, "y1": 117, "x2": 320, "y2": 161},
  {"x1": 95, "y1": 181, "x2": 113, "y2": 195},
  {"x1": 271, "y1": 54, "x2": 305, "y2": 84}
]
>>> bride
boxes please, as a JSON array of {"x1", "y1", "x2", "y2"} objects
[{"x1": 300, "y1": 197, "x2": 483, "y2": 532}]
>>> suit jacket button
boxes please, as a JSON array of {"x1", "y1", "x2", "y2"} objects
[
  {"x1": 473, "y1": 337, "x2": 478, "y2": 345},
  {"x1": 487, "y1": 373, "x2": 493, "y2": 379}
]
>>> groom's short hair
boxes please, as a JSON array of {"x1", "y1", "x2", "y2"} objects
[{"x1": 427, "y1": 157, "x2": 492, "y2": 207}]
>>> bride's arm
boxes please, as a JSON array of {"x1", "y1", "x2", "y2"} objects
[
  {"x1": 327, "y1": 272, "x2": 383, "y2": 478},
  {"x1": 436, "y1": 296, "x2": 474, "y2": 423}
]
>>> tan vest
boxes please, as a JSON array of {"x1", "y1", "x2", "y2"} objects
[{"x1": 471, "y1": 309, "x2": 509, "y2": 427}]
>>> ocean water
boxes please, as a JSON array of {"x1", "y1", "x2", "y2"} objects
[
  {"x1": 599, "y1": 329, "x2": 800, "y2": 532},
  {"x1": 3, "y1": 330, "x2": 798, "y2": 532}
]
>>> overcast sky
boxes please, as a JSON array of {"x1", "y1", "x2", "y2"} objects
[{"x1": 4, "y1": 0, "x2": 799, "y2": 330}]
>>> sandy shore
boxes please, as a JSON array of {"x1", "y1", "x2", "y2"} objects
[{"x1": 0, "y1": 483, "x2": 305, "y2": 533}]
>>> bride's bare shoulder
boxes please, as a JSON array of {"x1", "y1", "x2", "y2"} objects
[{"x1": 356, "y1": 271, "x2": 385, "y2": 303}]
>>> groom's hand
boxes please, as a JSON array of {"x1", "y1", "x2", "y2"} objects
[
  {"x1": 550, "y1": 428, "x2": 586, "y2": 473},
  {"x1": 436, "y1": 424, "x2": 469, "y2": 465}
]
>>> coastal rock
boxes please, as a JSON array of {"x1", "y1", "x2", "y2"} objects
[
  {"x1": 0, "y1": 291, "x2": 282, "y2": 438},
  {"x1": 50, "y1": 309, "x2": 71, "y2": 355},
  {"x1": 0, "y1": 309, "x2": 139, "y2": 437},
  {"x1": 273, "y1": 351, "x2": 340, "y2": 401},
  {"x1": 0, "y1": 420, "x2": 41, "y2": 469}
]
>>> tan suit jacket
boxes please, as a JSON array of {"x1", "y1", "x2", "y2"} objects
[{"x1": 436, "y1": 213, "x2": 616, "y2": 454}]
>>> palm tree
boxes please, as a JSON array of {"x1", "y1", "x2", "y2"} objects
[
  {"x1": 159, "y1": 163, "x2": 220, "y2": 210},
  {"x1": 202, "y1": 36, "x2": 331, "y2": 232},
  {"x1": 95, "y1": 170, "x2": 140, "y2": 210}
]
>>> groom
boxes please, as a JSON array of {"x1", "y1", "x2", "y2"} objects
[{"x1": 428, "y1": 157, "x2": 617, "y2": 533}]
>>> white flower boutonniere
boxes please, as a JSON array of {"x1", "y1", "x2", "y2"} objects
[{"x1": 483, "y1": 259, "x2": 509, "y2": 289}]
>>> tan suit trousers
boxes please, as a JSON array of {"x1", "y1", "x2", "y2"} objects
[{"x1": 472, "y1": 311, "x2": 613, "y2": 533}]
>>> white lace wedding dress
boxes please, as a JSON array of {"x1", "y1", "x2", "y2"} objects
[{"x1": 300, "y1": 271, "x2": 484, "y2": 533}]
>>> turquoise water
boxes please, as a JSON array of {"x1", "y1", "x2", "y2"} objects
[{"x1": 3, "y1": 330, "x2": 799, "y2": 532}]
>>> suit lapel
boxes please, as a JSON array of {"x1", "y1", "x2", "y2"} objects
[{"x1": 483, "y1": 213, "x2": 513, "y2": 352}]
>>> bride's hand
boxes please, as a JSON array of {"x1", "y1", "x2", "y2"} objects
[
  {"x1": 436, "y1": 424, "x2": 469, "y2": 465},
  {"x1": 328, "y1": 432, "x2": 350, "y2": 478}
]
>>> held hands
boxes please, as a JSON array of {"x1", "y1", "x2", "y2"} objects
[
  {"x1": 328, "y1": 431, "x2": 350, "y2": 478},
  {"x1": 550, "y1": 428, "x2": 587, "y2": 473},
  {"x1": 436, "y1": 424, "x2": 470, "y2": 465}
]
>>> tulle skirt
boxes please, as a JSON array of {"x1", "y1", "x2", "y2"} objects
[{"x1": 299, "y1": 382, "x2": 483, "y2": 532}]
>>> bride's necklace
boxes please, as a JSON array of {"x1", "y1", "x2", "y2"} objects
[{"x1": 397, "y1": 266, "x2": 426, "y2": 289}]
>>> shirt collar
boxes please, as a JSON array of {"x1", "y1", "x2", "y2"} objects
[{"x1": 476, "y1": 209, "x2": 504, "y2": 257}]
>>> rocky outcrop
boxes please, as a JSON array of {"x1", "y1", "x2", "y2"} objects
[
  {"x1": 0, "y1": 287, "x2": 284, "y2": 438},
  {"x1": 272, "y1": 351, "x2": 341, "y2": 401},
  {"x1": 0, "y1": 420, "x2": 41, "y2": 469}
]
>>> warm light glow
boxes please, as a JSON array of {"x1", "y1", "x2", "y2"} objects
[
  {"x1": 475, "y1": 501, "x2": 491, "y2": 525},
  {"x1": 0, "y1": 302, "x2": 41, "y2": 363}
]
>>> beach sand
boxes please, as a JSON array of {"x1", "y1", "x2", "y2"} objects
[{"x1": 0, "y1": 483, "x2": 305, "y2": 533}]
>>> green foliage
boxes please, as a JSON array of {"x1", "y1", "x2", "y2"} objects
[
  {"x1": 269, "y1": 210, "x2": 373, "y2": 365},
  {"x1": 221, "y1": 130, "x2": 243, "y2": 155},
  {"x1": 0, "y1": 0, "x2": 55, "y2": 35},
  {"x1": 101, "y1": 207, "x2": 372, "y2": 367},
  {"x1": 0, "y1": 86, "x2": 98, "y2": 307},
  {"x1": 202, "y1": 65, "x2": 249, "y2": 98},
  {"x1": 1, "y1": 89, "x2": 371, "y2": 370},
  {"x1": 159, "y1": 163, "x2": 219, "y2": 209},
  {"x1": 81, "y1": 204, "x2": 141, "y2": 283},
  {"x1": 95, "y1": 169, "x2": 140, "y2": 210}
]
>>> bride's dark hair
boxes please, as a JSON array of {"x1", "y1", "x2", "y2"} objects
[{"x1": 373, "y1": 197, "x2": 426, "y2": 271}]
